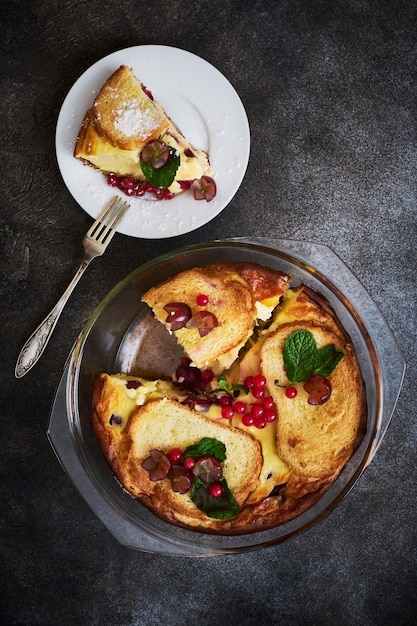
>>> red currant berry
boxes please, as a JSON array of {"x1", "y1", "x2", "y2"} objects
[
  {"x1": 163, "y1": 188, "x2": 174, "y2": 200},
  {"x1": 196, "y1": 293, "x2": 209, "y2": 306},
  {"x1": 209, "y1": 483, "x2": 223, "y2": 498},
  {"x1": 178, "y1": 180, "x2": 192, "y2": 190},
  {"x1": 251, "y1": 404, "x2": 264, "y2": 418},
  {"x1": 242, "y1": 413, "x2": 255, "y2": 427},
  {"x1": 285, "y1": 386, "x2": 297, "y2": 399},
  {"x1": 219, "y1": 395, "x2": 232, "y2": 407},
  {"x1": 254, "y1": 417, "x2": 267, "y2": 429},
  {"x1": 243, "y1": 376, "x2": 255, "y2": 389},
  {"x1": 252, "y1": 386, "x2": 266, "y2": 399},
  {"x1": 201, "y1": 369, "x2": 214, "y2": 385},
  {"x1": 134, "y1": 183, "x2": 146, "y2": 196},
  {"x1": 107, "y1": 174, "x2": 119, "y2": 187},
  {"x1": 183, "y1": 457, "x2": 195, "y2": 470},
  {"x1": 233, "y1": 401, "x2": 246, "y2": 414},
  {"x1": 253, "y1": 374, "x2": 266, "y2": 388},
  {"x1": 263, "y1": 396, "x2": 275, "y2": 409},
  {"x1": 263, "y1": 408, "x2": 277, "y2": 422},
  {"x1": 168, "y1": 448, "x2": 183, "y2": 463},
  {"x1": 221, "y1": 405, "x2": 235, "y2": 420},
  {"x1": 123, "y1": 176, "x2": 135, "y2": 189}
]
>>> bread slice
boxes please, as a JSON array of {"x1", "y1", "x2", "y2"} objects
[
  {"x1": 141, "y1": 263, "x2": 289, "y2": 373},
  {"x1": 92, "y1": 65, "x2": 167, "y2": 149},
  {"x1": 74, "y1": 65, "x2": 213, "y2": 195},
  {"x1": 92, "y1": 392, "x2": 262, "y2": 530},
  {"x1": 260, "y1": 321, "x2": 365, "y2": 482},
  {"x1": 225, "y1": 284, "x2": 357, "y2": 502}
]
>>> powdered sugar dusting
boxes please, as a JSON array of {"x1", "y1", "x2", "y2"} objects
[{"x1": 115, "y1": 103, "x2": 160, "y2": 138}]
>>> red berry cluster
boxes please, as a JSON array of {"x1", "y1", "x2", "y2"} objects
[
  {"x1": 141, "y1": 447, "x2": 225, "y2": 497},
  {"x1": 107, "y1": 173, "x2": 175, "y2": 200},
  {"x1": 166, "y1": 449, "x2": 223, "y2": 497},
  {"x1": 220, "y1": 375, "x2": 277, "y2": 429}
]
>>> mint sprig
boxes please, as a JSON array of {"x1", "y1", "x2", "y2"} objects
[
  {"x1": 283, "y1": 329, "x2": 344, "y2": 382},
  {"x1": 140, "y1": 146, "x2": 180, "y2": 189},
  {"x1": 181, "y1": 437, "x2": 226, "y2": 463},
  {"x1": 182, "y1": 438, "x2": 240, "y2": 520},
  {"x1": 212, "y1": 375, "x2": 248, "y2": 396}
]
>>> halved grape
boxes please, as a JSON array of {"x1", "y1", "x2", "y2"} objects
[
  {"x1": 163, "y1": 302, "x2": 192, "y2": 330},
  {"x1": 191, "y1": 176, "x2": 217, "y2": 202},
  {"x1": 175, "y1": 361, "x2": 202, "y2": 389},
  {"x1": 170, "y1": 465, "x2": 194, "y2": 494},
  {"x1": 303, "y1": 375, "x2": 332, "y2": 405},
  {"x1": 141, "y1": 140, "x2": 170, "y2": 169},
  {"x1": 141, "y1": 449, "x2": 171, "y2": 481},
  {"x1": 141, "y1": 84, "x2": 154, "y2": 100},
  {"x1": 192, "y1": 456, "x2": 223, "y2": 484},
  {"x1": 185, "y1": 311, "x2": 218, "y2": 337},
  {"x1": 126, "y1": 380, "x2": 141, "y2": 389},
  {"x1": 109, "y1": 414, "x2": 122, "y2": 426}
]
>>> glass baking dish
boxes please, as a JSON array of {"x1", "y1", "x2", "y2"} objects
[{"x1": 48, "y1": 238, "x2": 405, "y2": 556}]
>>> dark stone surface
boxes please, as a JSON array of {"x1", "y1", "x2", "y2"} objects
[{"x1": 1, "y1": 1, "x2": 416, "y2": 624}]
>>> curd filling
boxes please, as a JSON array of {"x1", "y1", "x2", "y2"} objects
[{"x1": 77, "y1": 116, "x2": 212, "y2": 195}]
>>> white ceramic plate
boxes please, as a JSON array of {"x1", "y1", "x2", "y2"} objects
[{"x1": 55, "y1": 45, "x2": 250, "y2": 239}]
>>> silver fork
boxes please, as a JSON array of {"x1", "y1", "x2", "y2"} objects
[{"x1": 15, "y1": 196, "x2": 131, "y2": 379}]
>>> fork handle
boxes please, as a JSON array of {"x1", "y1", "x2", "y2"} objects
[{"x1": 15, "y1": 255, "x2": 92, "y2": 378}]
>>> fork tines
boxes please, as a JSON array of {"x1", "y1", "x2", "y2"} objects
[{"x1": 88, "y1": 196, "x2": 130, "y2": 243}]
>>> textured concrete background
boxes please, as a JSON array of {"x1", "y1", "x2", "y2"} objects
[{"x1": 1, "y1": 1, "x2": 416, "y2": 624}]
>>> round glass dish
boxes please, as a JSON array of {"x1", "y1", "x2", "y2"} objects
[{"x1": 48, "y1": 238, "x2": 405, "y2": 556}]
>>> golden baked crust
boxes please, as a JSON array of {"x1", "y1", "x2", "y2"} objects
[
  {"x1": 209, "y1": 262, "x2": 290, "y2": 303},
  {"x1": 90, "y1": 264, "x2": 366, "y2": 534},
  {"x1": 91, "y1": 390, "x2": 263, "y2": 531}
]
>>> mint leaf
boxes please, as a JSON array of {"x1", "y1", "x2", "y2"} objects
[
  {"x1": 283, "y1": 329, "x2": 345, "y2": 382},
  {"x1": 283, "y1": 330, "x2": 317, "y2": 382},
  {"x1": 140, "y1": 147, "x2": 180, "y2": 189},
  {"x1": 182, "y1": 437, "x2": 226, "y2": 463},
  {"x1": 214, "y1": 376, "x2": 230, "y2": 393},
  {"x1": 212, "y1": 375, "x2": 248, "y2": 396},
  {"x1": 315, "y1": 344, "x2": 344, "y2": 377},
  {"x1": 191, "y1": 477, "x2": 240, "y2": 520}
]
